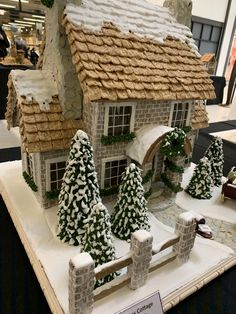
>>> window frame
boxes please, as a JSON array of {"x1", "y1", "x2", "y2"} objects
[
  {"x1": 101, "y1": 155, "x2": 128, "y2": 189},
  {"x1": 168, "y1": 101, "x2": 192, "y2": 128},
  {"x1": 191, "y1": 16, "x2": 223, "y2": 60},
  {"x1": 26, "y1": 153, "x2": 35, "y2": 181},
  {"x1": 45, "y1": 156, "x2": 67, "y2": 191},
  {"x1": 103, "y1": 102, "x2": 136, "y2": 136}
]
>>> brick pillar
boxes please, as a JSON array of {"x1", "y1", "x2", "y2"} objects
[
  {"x1": 69, "y1": 252, "x2": 95, "y2": 314},
  {"x1": 173, "y1": 212, "x2": 197, "y2": 263},
  {"x1": 128, "y1": 230, "x2": 153, "y2": 289}
]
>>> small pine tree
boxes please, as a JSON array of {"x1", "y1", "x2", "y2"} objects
[
  {"x1": 111, "y1": 163, "x2": 150, "y2": 241},
  {"x1": 82, "y1": 202, "x2": 117, "y2": 288},
  {"x1": 57, "y1": 130, "x2": 101, "y2": 246},
  {"x1": 185, "y1": 157, "x2": 213, "y2": 199},
  {"x1": 204, "y1": 137, "x2": 224, "y2": 186}
]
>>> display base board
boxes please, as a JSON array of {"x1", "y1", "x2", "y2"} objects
[{"x1": 0, "y1": 161, "x2": 235, "y2": 314}]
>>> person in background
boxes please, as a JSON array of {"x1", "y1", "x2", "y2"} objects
[
  {"x1": 0, "y1": 25, "x2": 10, "y2": 60},
  {"x1": 30, "y1": 47, "x2": 39, "y2": 65}
]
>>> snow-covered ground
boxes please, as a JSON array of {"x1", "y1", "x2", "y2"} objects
[
  {"x1": 176, "y1": 163, "x2": 236, "y2": 225},
  {"x1": 0, "y1": 161, "x2": 235, "y2": 314}
]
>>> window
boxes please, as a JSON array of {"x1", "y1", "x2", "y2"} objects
[
  {"x1": 46, "y1": 157, "x2": 66, "y2": 191},
  {"x1": 102, "y1": 157, "x2": 128, "y2": 189},
  {"x1": 191, "y1": 17, "x2": 223, "y2": 58},
  {"x1": 169, "y1": 102, "x2": 191, "y2": 127},
  {"x1": 104, "y1": 103, "x2": 135, "y2": 136}
]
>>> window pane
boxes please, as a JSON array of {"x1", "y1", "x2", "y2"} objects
[
  {"x1": 202, "y1": 25, "x2": 212, "y2": 41},
  {"x1": 113, "y1": 126, "x2": 123, "y2": 135},
  {"x1": 107, "y1": 106, "x2": 132, "y2": 136},
  {"x1": 49, "y1": 161, "x2": 66, "y2": 191},
  {"x1": 199, "y1": 41, "x2": 217, "y2": 55},
  {"x1": 51, "y1": 171, "x2": 57, "y2": 181},
  {"x1": 103, "y1": 159, "x2": 127, "y2": 188},
  {"x1": 58, "y1": 162, "x2": 66, "y2": 169},
  {"x1": 58, "y1": 169, "x2": 64, "y2": 179},
  {"x1": 50, "y1": 163, "x2": 56, "y2": 170},
  {"x1": 211, "y1": 27, "x2": 221, "y2": 42},
  {"x1": 51, "y1": 182, "x2": 57, "y2": 190},
  {"x1": 192, "y1": 22, "x2": 202, "y2": 39}
]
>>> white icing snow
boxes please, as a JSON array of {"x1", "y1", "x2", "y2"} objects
[
  {"x1": 0, "y1": 161, "x2": 235, "y2": 314},
  {"x1": 71, "y1": 252, "x2": 94, "y2": 268},
  {"x1": 126, "y1": 125, "x2": 173, "y2": 164},
  {"x1": 10, "y1": 70, "x2": 58, "y2": 111},
  {"x1": 132, "y1": 229, "x2": 152, "y2": 242},
  {"x1": 64, "y1": 0, "x2": 199, "y2": 54},
  {"x1": 179, "y1": 211, "x2": 196, "y2": 222}
]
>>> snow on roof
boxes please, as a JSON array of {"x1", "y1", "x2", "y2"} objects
[
  {"x1": 10, "y1": 70, "x2": 58, "y2": 111},
  {"x1": 126, "y1": 125, "x2": 173, "y2": 165},
  {"x1": 64, "y1": 0, "x2": 198, "y2": 54}
]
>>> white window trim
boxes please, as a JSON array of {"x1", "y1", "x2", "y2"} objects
[
  {"x1": 101, "y1": 155, "x2": 129, "y2": 189},
  {"x1": 45, "y1": 156, "x2": 67, "y2": 191},
  {"x1": 26, "y1": 153, "x2": 36, "y2": 183},
  {"x1": 103, "y1": 102, "x2": 136, "y2": 136},
  {"x1": 168, "y1": 101, "x2": 192, "y2": 127}
]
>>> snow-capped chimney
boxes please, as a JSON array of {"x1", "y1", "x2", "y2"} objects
[{"x1": 43, "y1": 0, "x2": 82, "y2": 119}]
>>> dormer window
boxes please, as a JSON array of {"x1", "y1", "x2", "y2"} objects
[
  {"x1": 169, "y1": 101, "x2": 191, "y2": 127},
  {"x1": 104, "y1": 103, "x2": 135, "y2": 136}
]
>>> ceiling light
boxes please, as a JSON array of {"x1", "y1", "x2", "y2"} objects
[
  {"x1": 11, "y1": 0, "x2": 29, "y2": 3},
  {"x1": 32, "y1": 15, "x2": 45, "y2": 19},
  {"x1": 24, "y1": 17, "x2": 45, "y2": 23},
  {"x1": 15, "y1": 20, "x2": 35, "y2": 25},
  {"x1": 0, "y1": 4, "x2": 16, "y2": 8}
]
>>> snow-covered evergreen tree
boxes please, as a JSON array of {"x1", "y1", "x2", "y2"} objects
[
  {"x1": 204, "y1": 137, "x2": 224, "y2": 186},
  {"x1": 57, "y1": 130, "x2": 101, "y2": 246},
  {"x1": 111, "y1": 163, "x2": 150, "y2": 241},
  {"x1": 82, "y1": 202, "x2": 117, "y2": 287},
  {"x1": 185, "y1": 157, "x2": 213, "y2": 199}
]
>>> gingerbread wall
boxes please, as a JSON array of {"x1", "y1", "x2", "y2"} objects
[{"x1": 83, "y1": 100, "x2": 173, "y2": 186}]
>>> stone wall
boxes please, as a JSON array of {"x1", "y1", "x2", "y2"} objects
[
  {"x1": 83, "y1": 100, "x2": 171, "y2": 186},
  {"x1": 69, "y1": 252, "x2": 94, "y2": 314},
  {"x1": 173, "y1": 212, "x2": 197, "y2": 262}
]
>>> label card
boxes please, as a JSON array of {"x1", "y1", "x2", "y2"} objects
[{"x1": 115, "y1": 291, "x2": 163, "y2": 314}]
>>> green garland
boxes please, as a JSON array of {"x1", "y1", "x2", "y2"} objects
[
  {"x1": 101, "y1": 132, "x2": 136, "y2": 145},
  {"x1": 142, "y1": 169, "x2": 154, "y2": 184},
  {"x1": 41, "y1": 0, "x2": 54, "y2": 8},
  {"x1": 182, "y1": 126, "x2": 191, "y2": 134},
  {"x1": 23, "y1": 171, "x2": 38, "y2": 192},
  {"x1": 160, "y1": 128, "x2": 186, "y2": 158},
  {"x1": 45, "y1": 189, "x2": 60, "y2": 200},
  {"x1": 144, "y1": 188, "x2": 152, "y2": 199},
  {"x1": 164, "y1": 159, "x2": 184, "y2": 173},
  {"x1": 161, "y1": 173, "x2": 183, "y2": 193}
]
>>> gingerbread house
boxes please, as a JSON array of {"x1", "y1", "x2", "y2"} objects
[{"x1": 5, "y1": 0, "x2": 214, "y2": 208}]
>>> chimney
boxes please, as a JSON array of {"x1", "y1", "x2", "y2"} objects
[{"x1": 43, "y1": 0, "x2": 82, "y2": 119}]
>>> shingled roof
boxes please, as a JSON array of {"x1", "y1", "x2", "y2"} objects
[
  {"x1": 62, "y1": 0, "x2": 215, "y2": 104},
  {"x1": 6, "y1": 70, "x2": 83, "y2": 153}
]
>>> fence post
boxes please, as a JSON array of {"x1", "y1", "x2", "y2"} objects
[
  {"x1": 69, "y1": 252, "x2": 95, "y2": 314},
  {"x1": 173, "y1": 212, "x2": 197, "y2": 263},
  {"x1": 128, "y1": 230, "x2": 153, "y2": 290}
]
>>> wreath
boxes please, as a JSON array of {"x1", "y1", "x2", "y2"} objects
[
  {"x1": 41, "y1": 0, "x2": 54, "y2": 8},
  {"x1": 160, "y1": 128, "x2": 186, "y2": 158}
]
